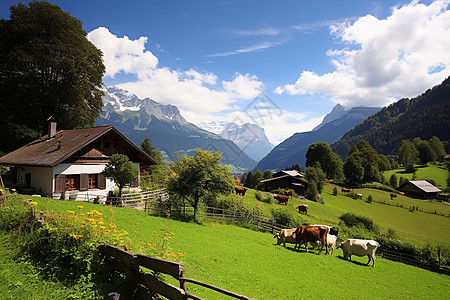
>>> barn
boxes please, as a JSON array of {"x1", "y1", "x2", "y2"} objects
[
  {"x1": 260, "y1": 170, "x2": 309, "y2": 196},
  {"x1": 0, "y1": 120, "x2": 156, "y2": 201},
  {"x1": 397, "y1": 180, "x2": 442, "y2": 199}
]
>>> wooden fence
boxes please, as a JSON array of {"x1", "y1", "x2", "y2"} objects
[
  {"x1": 107, "y1": 189, "x2": 169, "y2": 210},
  {"x1": 97, "y1": 244, "x2": 255, "y2": 300}
]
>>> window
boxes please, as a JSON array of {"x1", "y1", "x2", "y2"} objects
[
  {"x1": 88, "y1": 174, "x2": 97, "y2": 189},
  {"x1": 65, "y1": 175, "x2": 79, "y2": 191}
]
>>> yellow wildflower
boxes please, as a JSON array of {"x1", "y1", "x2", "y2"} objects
[
  {"x1": 153, "y1": 231, "x2": 157, "y2": 234},
  {"x1": 75, "y1": 235, "x2": 83, "y2": 240},
  {"x1": 80, "y1": 224, "x2": 85, "y2": 228},
  {"x1": 28, "y1": 202, "x2": 38, "y2": 206},
  {"x1": 66, "y1": 210, "x2": 75, "y2": 214}
]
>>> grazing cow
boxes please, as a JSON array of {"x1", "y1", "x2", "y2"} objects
[
  {"x1": 336, "y1": 239, "x2": 380, "y2": 267},
  {"x1": 310, "y1": 225, "x2": 339, "y2": 237},
  {"x1": 284, "y1": 190, "x2": 293, "y2": 198},
  {"x1": 297, "y1": 204, "x2": 308, "y2": 215},
  {"x1": 273, "y1": 228, "x2": 298, "y2": 247},
  {"x1": 390, "y1": 193, "x2": 397, "y2": 200},
  {"x1": 292, "y1": 225, "x2": 329, "y2": 254},
  {"x1": 235, "y1": 186, "x2": 248, "y2": 196},
  {"x1": 312, "y1": 234, "x2": 337, "y2": 255},
  {"x1": 275, "y1": 194, "x2": 289, "y2": 205},
  {"x1": 357, "y1": 193, "x2": 363, "y2": 199},
  {"x1": 341, "y1": 188, "x2": 350, "y2": 193}
]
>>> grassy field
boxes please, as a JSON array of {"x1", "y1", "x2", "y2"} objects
[
  {"x1": 4, "y1": 197, "x2": 449, "y2": 300},
  {"x1": 227, "y1": 185, "x2": 450, "y2": 245},
  {"x1": 382, "y1": 163, "x2": 448, "y2": 188}
]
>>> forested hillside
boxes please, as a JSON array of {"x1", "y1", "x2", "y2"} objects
[{"x1": 332, "y1": 76, "x2": 450, "y2": 158}]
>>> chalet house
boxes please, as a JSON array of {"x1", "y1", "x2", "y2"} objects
[
  {"x1": 397, "y1": 180, "x2": 442, "y2": 199},
  {"x1": 260, "y1": 170, "x2": 309, "y2": 196},
  {"x1": 0, "y1": 121, "x2": 156, "y2": 201}
]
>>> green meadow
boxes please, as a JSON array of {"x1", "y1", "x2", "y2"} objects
[
  {"x1": 2, "y1": 197, "x2": 448, "y2": 300},
  {"x1": 382, "y1": 163, "x2": 448, "y2": 188}
]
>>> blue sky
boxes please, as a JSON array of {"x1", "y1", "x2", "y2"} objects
[{"x1": 2, "y1": 0, "x2": 449, "y2": 144}]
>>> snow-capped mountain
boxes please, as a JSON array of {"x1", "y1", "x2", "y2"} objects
[
  {"x1": 96, "y1": 87, "x2": 257, "y2": 171},
  {"x1": 199, "y1": 121, "x2": 274, "y2": 162}
]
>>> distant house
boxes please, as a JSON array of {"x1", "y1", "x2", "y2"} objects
[
  {"x1": 397, "y1": 180, "x2": 442, "y2": 199},
  {"x1": 0, "y1": 120, "x2": 156, "y2": 201},
  {"x1": 260, "y1": 170, "x2": 309, "y2": 196}
]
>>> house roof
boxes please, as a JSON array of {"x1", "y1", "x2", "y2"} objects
[
  {"x1": 400, "y1": 180, "x2": 442, "y2": 193},
  {"x1": 273, "y1": 170, "x2": 304, "y2": 178},
  {"x1": 0, "y1": 126, "x2": 157, "y2": 167},
  {"x1": 260, "y1": 174, "x2": 308, "y2": 184}
]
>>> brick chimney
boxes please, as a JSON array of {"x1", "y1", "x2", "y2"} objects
[{"x1": 47, "y1": 116, "x2": 57, "y2": 139}]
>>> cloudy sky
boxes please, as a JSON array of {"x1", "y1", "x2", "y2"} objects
[{"x1": 2, "y1": 0, "x2": 449, "y2": 144}]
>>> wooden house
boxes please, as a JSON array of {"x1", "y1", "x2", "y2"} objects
[
  {"x1": 260, "y1": 170, "x2": 309, "y2": 196},
  {"x1": 0, "y1": 120, "x2": 156, "y2": 201},
  {"x1": 397, "y1": 180, "x2": 442, "y2": 199}
]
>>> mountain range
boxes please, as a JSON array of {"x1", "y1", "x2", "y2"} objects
[
  {"x1": 332, "y1": 76, "x2": 450, "y2": 157},
  {"x1": 95, "y1": 87, "x2": 257, "y2": 171},
  {"x1": 199, "y1": 121, "x2": 274, "y2": 162},
  {"x1": 254, "y1": 106, "x2": 381, "y2": 171}
]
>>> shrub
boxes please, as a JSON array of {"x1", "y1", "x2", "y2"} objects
[
  {"x1": 339, "y1": 212, "x2": 377, "y2": 232},
  {"x1": 405, "y1": 164, "x2": 417, "y2": 173},
  {"x1": 332, "y1": 186, "x2": 338, "y2": 196},
  {"x1": 0, "y1": 195, "x2": 34, "y2": 230},
  {"x1": 389, "y1": 173, "x2": 398, "y2": 188},
  {"x1": 366, "y1": 195, "x2": 373, "y2": 203},
  {"x1": 255, "y1": 191, "x2": 274, "y2": 204},
  {"x1": 271, "y1": 208, "x2": 302, "y2": 228}
]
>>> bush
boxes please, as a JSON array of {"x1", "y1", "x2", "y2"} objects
[
  {"x1": 338, "y1": 223, "x2": 375, "y2": 240},
  {"x1": 339, "y1": 212, "x2": 378, "y2": 232},
  {"x1": 405, "y1": 164, "x2": 417, "y2": 173},
  {"x1": 361, "y1": 182, "x2": 397, "y2": 193},
  {"x1": 0, "y1": 195, "x2": 34, "y2": 230},
  {"x1": 366, "y1": 195, "x2": 373, "y2": 203},
  {"x1": 271, "y1": 208, "x2": 302, "y2": 228},
  {"x1": 255, "y1": 191, "x2": 274, "y2": 204},
  {"x1": 332, "y1": 186, "x2": 338, "y2": 196}
]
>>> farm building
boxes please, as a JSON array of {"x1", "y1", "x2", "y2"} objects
[
  {"x1": 0, "y1": 120, "x2": 156, "y2": 201},
  {"x1": 397, "y1": 180, "x2": 442, "y2": 199},
  {"x1": 260, "y1": 170, "x2": 309, "y2": 196}
]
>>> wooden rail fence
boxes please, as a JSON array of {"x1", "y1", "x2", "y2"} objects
[{"x1": 97, "y1": 244, "x2": 255, "y2": 300}]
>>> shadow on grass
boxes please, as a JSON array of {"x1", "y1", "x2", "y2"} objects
[{"x1": 337, "y1": 255, "x2": 371, "y2": 267}]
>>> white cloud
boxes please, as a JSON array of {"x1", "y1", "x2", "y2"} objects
[
  {"x1": 277, "y1": 0, "x2": 450, "y2": 108},
  {"x1": 87, "y1": 27, "x2": 158, "y2": 78},
  {"x1": 87, "y1": 27, "x2": 264, "y2": 117},
  {"x1": 208, "y1": 41, "x2": 282, "y2": 57}
]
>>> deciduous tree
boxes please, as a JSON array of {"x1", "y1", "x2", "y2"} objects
[
  {"x1": 101, "y1": 154, "x2": 138, "y2": 198},
  {"x1": 0, "y1": 1, "x2": 105, "y2": 153},
  {"x1": 167, "y1": 149, "x2": 234, "y2": 221}
]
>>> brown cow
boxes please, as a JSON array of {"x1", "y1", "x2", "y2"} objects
[
  {"x1": 390, "y1": 193, "x2": 397, "y2": 200},
  {"x1": 341, "y1": 188, "x2": 350, "y2": 193},
  {"x1": 284, "y1": 190, "x2": 293, "y2": 198},
  {"x1": 292, "y1": 225, "x2": 329, "y2": 255},
  {"x1": 235, "y1": 186, "x2": 248, "y2": 196},
  {"x1": 297, "y1": 204, "x2": 308, "y2": 215},
  {"x1": 275, "y1": 194, "x2": 289, "y2": 205}
]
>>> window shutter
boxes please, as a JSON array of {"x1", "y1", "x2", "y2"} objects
[
  {"x1": 80, "y1": 173, "x2": 88, "y2": 191},
  {"x1": 98, "y1": 174, "x2": 106, "y2": 189},
  {"x1": 54, "y1": 174, "x2": 66, "y2": 193}
]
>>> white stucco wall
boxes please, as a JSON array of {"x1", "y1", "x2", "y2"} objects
[
  {"x1": 20, "y1": 166, "x2": 53, "y2": 195},
  {"x1": 52, "y1": 162, "x2": 140, "y2": 201}
]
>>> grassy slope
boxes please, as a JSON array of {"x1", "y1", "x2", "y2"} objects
[
  {"x1": 19, "y1": 197, "x2": 450, "y2": 299},
  {"x1": 382, "y1": 163, "x2": 448, "y2": 188}
]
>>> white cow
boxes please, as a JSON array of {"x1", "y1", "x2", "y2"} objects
[
  {"x1": 311, "y1": 234, "x2": 337, "y2": 255},
  {"x1": 273, "y1": 228, "x2": 298, "y2": 247},
  {"x1": 336, "y1": 239, "x2": 380, "y2": 267}
]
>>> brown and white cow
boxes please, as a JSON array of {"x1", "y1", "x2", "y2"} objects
[
  {"x1": 275, "y1": 194, "x2": 289, "y2": 205},
  {"x1": 311, "y1": 234, "x2": 337, "y2": 256},
  {"x1": 292, "y1": 225, "x2": 329, "y2": 254},
  {"x1": 284, "y1": 190, "x2": 293, "y2": 198},
  {"x1": 273, "y1": 228, "x2": 298, "y2": 247},
  {"x1": 235, "y1": 186, "x2": 248, "y2": 196},
  {"x1": 336, "y1": 239, "x2": 380, "y2": 267}
]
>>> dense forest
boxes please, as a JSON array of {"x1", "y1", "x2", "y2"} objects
[{"x1": 332, "y1": 76, "x2": 450, "y2": 158}]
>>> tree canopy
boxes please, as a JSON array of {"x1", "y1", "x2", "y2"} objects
[
  {"x1": 344, "y1": 140, "x2": 380, "y2": 185},
  {"x1": 305, "y1": 142, "x2": 343, "y2": 180},
  {"x1": 101, "y1": 154, "x2": 138, "y2": 198},
  {"x1": 167, "y1": 149, "x2": 235, "y2": 221},
  {"x1": 0, "y1": 1, "x2": 105, "y2": 153}
]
